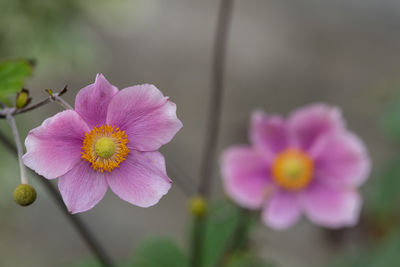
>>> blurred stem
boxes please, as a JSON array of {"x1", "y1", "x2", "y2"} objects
[
  {"x1": 198, "y1": 0, "x2": 233, "y2": 198},
  {"x1": 219, "y1": 208, "x2": 254, "y2": 266},
  {"x1": 6, "y1": 112, "x2": 27, "y2": 184},
  {"x1": 0, "y1": 122, "x2": 115, "y2": 267},
  {"x1": 191, "y1": 0, "x2": 234, "y2": 267}
]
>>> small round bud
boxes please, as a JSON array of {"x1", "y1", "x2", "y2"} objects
[
  {"x1": 188, "y1": 196, "x2": 207, "y2": 218},
  {"x1": 13, "y1": 184, "x2": 36, "y2": 206},
  {"x1": 16, "y1": 89, "x2": 31, "y2": 109}
]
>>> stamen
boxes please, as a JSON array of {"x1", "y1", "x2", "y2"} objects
[
  {"x1": 272, "y1": 149, "x2": 313, "y2": 190},
  {"x1": 81, "y1": 125, "x2": 130, "y2": 172}
]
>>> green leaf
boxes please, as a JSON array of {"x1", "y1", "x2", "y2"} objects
[
  {"x1": 199, "y1": 201, "x2": 257, "y2": 267},
  {"x1": 132, "y1": 238, "x2": 188, "y2": 267},
  {"x1": 0, "y1": 59, "x2": 33, "y2": 104},
  {"x1": 365, "y1": 156, "x2": 400, "y2": 224},
  {"x1": 381, "y1": 90, "x2": 400, "y2": 141}
]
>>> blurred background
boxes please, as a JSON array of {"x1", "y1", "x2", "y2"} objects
[{"x1": 1, "y1": 0, "x2": 400, "y2": 266}]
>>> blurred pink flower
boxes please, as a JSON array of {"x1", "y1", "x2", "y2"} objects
[
  {"x1": 221, "y1": 104, "x2": 371, "y2": 230},
  {"x1": 23, "y1": 74, "x2": 182, "y2": 213}
]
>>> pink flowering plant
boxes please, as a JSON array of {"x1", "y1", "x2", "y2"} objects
[
  {"x1": 221, "y1": 104, "x2": 371, "y2": 230},
  {"x1": 1, "y1": 2, "x2": 389, "y2": 266},
  {"x1": 0, "y1": 58, "x2": 381, "y2": 267},
  {"x1": 23, "y1": 74, "x2": 182, "y2": 213}
]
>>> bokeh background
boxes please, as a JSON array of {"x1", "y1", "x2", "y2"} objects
[{"x1": 1, "y1": 0, "x2": 400, "y2": 266}]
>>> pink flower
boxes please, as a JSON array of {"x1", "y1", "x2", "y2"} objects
[
  {"x1": 221, "y1": 104, "x2": 371, "y2": 230},
  {"x1": 23, "y1": 74, "x2": 182, "y2": 213}
]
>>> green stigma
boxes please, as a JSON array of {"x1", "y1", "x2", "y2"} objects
[
  {"x1": 95, "y1": 137, "x2": 116, "y2": 158},
  {"x1": 283, "y1": 158, "x2": 303, "y2": 178}
]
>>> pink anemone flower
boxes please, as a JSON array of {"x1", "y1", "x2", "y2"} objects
[
  {"x1": 221, "y1": 104, "x2": 371, "y2": 230},
  {"x1": 23, "y1": 74, "x2": 182, "y2": 213}
]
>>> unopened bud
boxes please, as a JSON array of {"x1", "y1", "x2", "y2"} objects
[
  {"x1": 45, "y1": 89, "x2": 53, "y2": 96},
  {"x1": 189, "y1": 196, "x2": 207, "y2": 218},
  {"x1": 13, "y1": 184, "x2": 36, "y2": 206},
  {"x1": 16, "y1": 89, "x2": 31, "y2": 109}
]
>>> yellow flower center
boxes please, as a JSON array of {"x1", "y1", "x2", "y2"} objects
[
  {"x1": 95, "y1": 137, "x2": 116, "y2": 158},
  {"x1": 272, "y1": 149, "x2": 314, "y2": 190},
  {"x1": 81, "y1": 125, "x2": 130, "y2": 172}
]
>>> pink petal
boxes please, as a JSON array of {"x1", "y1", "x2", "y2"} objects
[
  {"x1": 300, "y1": 181, "x2": 362, "y2": 228},
  {"x1": 106, "y1": 151, "x2": 172, "y2": 208},
  {"x1": 75, "y1": 73, "x2": 119, "y2": 128},
  {"x1": 23, "y1": 110, "x2": 90, "y2": 179},
  {"x1": 311, "y1": 132, "x2": 371, "y2": 187},
  {"x1": 58, "y1": 160, "x2": 109, "y2": 214},
  {"x1": 221, "y1": 146, "x2": 271, "y2": 209},
  {"x1": 288, "y1": 103, "x2": 345, "y2": 151},
  {"x1": 106, "y1": 84, "x2": 183, "y2": 151},
  {"x1": 250, "y1": 110, "x2": 288, "y2": 158},
  {"x1": 262, "y1": 191, "x2": 301, "y2": 230}
]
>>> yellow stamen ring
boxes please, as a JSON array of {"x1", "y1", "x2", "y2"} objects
[
  {"x1": 81, "y1": 125, "x2": 130, "y2": 172},
  {"x1": 272, "y1": 149, "x2": 314, "y2": 191}
]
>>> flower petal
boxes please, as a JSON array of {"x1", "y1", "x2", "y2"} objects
[
  {"x1": 106, "y1": 84, "x2": 182, "y2": 151},
  {"x1": 106, "y1": 151, "x2": 172, "y2": 208},
  {"x1": 288, "y1": 103, "x2": 345, "y2": 151},
  {"x1": 250, "y1": 110, "x2": 288, "y2": 158},
  {"x1": 262, "y1": 191, "x2": 301, "y2": 230},
  {"x1": 58, "y1": 160, "x2": 109, "y2": 214},
  {"x1": 221, "y1": 146, "x2": 271, "y2": 209},
  {"x1": 311, "y1": 132, "x2": 371, "y2": 187},
  {"x1": 75, "y1": 73, "x2": 119, "y2": 128},
  {"x1": 23, "y1": 110, "x2": 90, "y2": 179},
  {"x1": 301, "y1": 181, "x2": 362, "y2": 228}
]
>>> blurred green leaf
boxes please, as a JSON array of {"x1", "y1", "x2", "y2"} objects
[
  {"x1": 0, "y1": 59, "x2": 33, "y2": 104},
  {"x1": 366, "y1": 156, "x2": 400, "y2": 224},
  {"x1": 132, "y1": 238, "x2": 188, "y2": 267},
  {"x1": 200, "y1": 201, "x2": 241, "y2": 267},
  {"x1": 381, "y1": 90, "x2": 400, "y2": 140},
  {"x1": 199, "y1": 201, "x2": 257, "y2": 267},
  {"x1": 332, "y1": 230, "x2": 400, "y2": 267}
]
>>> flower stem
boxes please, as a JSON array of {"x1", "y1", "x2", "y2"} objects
[
  {"x1": 198, "y1": 0, "x2": 234, "y2": 198},
  {"x1": 0, "y1": 86, "x2": 68, "y2": 118},
  {"x1": 191, "y1": 1, "x2": 234, "y2": 266},
  {"x1": 0, "y1": 130, "x2": 115, "y2": 267},
  {"x1": 6, "y1": 112, "x2": 27, "y2": 184},
  {"x1": 51, "y1": 94, "x2": 73, "y2": 109}
]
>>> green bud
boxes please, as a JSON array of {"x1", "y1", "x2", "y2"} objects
[
  {"x1": 13, "y1": 184, "x2": 36, "y2": 206},
  {"x1": 16, "y1": 89, "x2": 31, "y2": 109},
  {"x1": 45, "y1": 89, "x2": 53, "y2": 96},
  {"x1": 188, "y1": 196, "x2": 207, "y2": 218}
]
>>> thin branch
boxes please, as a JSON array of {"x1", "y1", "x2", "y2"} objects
[
  {"x1": 0, "y1": 131, "x2": 115, "y2": 267},
  {"x1": 191, "y1": 1, "x2": 234, "y2": 267},
  {"x1": 48, "y1": 87, "x2": 73, "y2": 109},
  {"x1": 6, "y1": 111, "x2": 27, "y2": 184},
  {"x1": 0, "y1": 86, "x2": 68, "y2": 118},
  {"x1": 198, "y1": 0, "x2": 234, "y2": 197}
]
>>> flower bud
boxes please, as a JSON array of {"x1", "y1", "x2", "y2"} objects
[
  {"x1": 15, "y1": 89, "x2": 31, "y2": 109},
  {"x1": 189, "y1": 196, "x2": 207, "y2": 218},
  {"x1": 13, "y1": 184, "x2": 36, "y2": 206}
]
